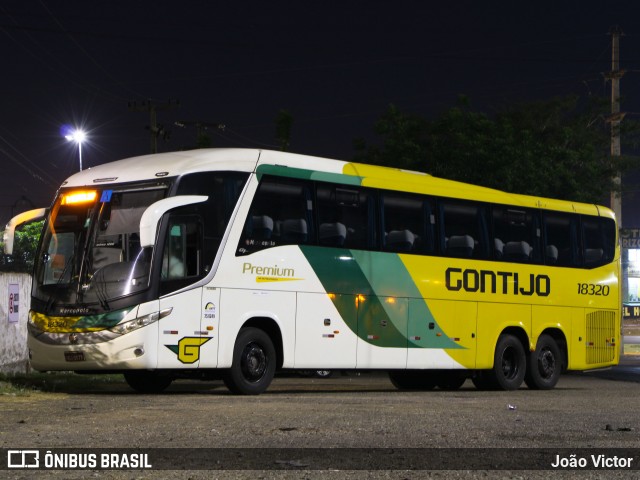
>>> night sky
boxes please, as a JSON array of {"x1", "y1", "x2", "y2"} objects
[{"x1": 2, "y1": 1, "x2": 640, "y2": 225}]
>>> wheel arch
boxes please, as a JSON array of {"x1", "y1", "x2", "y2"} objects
[
  {"x1": 499, "y1": 326, "x2": 529, "y2": 358},
  {"x1": 240, "y1": 316, "x2": 284, "y2": 369}
]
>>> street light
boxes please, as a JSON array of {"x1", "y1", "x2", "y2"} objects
[{"x1": 65, "y1": 129, "x2": 86, "y2": 171}]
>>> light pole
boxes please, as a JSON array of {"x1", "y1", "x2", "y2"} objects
[{"x1": 65, "y1": 129, "x2": 86, "y2": 171}]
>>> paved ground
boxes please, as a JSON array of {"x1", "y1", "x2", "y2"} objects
[{"x1": 582, "y1": 353, "x2": 640, "y2": 382}]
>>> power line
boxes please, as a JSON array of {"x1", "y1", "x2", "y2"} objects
[
  {"x1": 128, "y1": 99, "x2": 180, "y2": 153},
  {"x1": 0, "y1": 131, "x2": 59, "y2": 188}
]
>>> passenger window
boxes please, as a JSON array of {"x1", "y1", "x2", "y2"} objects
[
  {"x1": 238, "y1": 177, "x2": 312, "y2": 255},
  {"x1": 492, "y1": 206, "x2": 541, "y2": 263},
  {"x1": 543, "y1": 212, "x2": 579, "y2": 267},
  {"x1": 582, "y1": 216, "x2": 615, "y2": 268},
  {"x1": 382, "y1": 192, "x2": 433, "y2": 254},
  {"x1": 316, "y1": 184, "x2": 376, "y2": 250},
  {"x1": 440, "y1": 200, "x2": 488, "y2": 259}
]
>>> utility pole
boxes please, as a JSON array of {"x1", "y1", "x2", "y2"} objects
[
  {"x1": 128, "y1": 99, "x2": 180, "y2": 153},
  {"x1": 605, "y1": 26, "x2": 628, "y2": 353},
  {"x1": 174, "y1": 120, "x2": 226, "y2": 148},
  {"x1": 605, "y1": 26, "x2": 625, "y2": 224}
]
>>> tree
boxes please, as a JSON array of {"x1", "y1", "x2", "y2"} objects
[
  {"x1": 196, "y1": 131, "x2": 212, "y2": 149},
  {"x1": 0, "y1": 220, "x2": 44, "y2": 273},
  {"x1": 354, "y1": 96, "x2": 639, "y2": 203},
  {"x1": 354, "y1": 104, "x2": 429, "y2": 170}
]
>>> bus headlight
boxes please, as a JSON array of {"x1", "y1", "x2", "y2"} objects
[
  {"x1": 110, "y1": 312, "x2": 160, "y2": 335},
  {"x1": 108, "y1": 308, "x2": 172, "y2": 336}
]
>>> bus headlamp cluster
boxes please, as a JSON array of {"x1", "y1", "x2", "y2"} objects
[
  {"x1": 109, "y1": 308, "x2": 172, "y2": 335},
  {"x1": 110, "y1": 312, "x2": 160, "y2": 335}
]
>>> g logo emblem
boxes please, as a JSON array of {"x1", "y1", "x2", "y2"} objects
[{"x1": 165, "y1": 337, "x2": 211, "y2": 364}]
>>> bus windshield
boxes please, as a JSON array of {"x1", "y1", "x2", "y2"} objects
[{"x1": 33, "y1": 185, "x2": 168, "y2": 311}]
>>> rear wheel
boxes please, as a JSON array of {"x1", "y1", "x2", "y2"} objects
[
  {"x1": 388, "y1": 371, "x2": 437, "y2": 390},
  {"x1": 223, "y1": 327, "x2": 276, "y2": 395},
  {"x1": 525, "y1": 334, "x2": 562, "y2": 390},
  {"x1": 471, "y1": 370, "x2": 498, "y2": 390},
  {"x1": 124, "y1": 371, "x2": 173, "y2": 393},
  {"x1": 492, "y1": 334, "x2": 526, "y2": 390}
]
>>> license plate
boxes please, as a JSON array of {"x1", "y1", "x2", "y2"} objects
[{"x1": 64, "y1": 351, "x2": 85, "y2": 362}]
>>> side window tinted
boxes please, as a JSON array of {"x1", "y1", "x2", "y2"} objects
[
  {"x1": 582, "y1": 216, "x2": 616, "y2": 268},
  {"x1": 382, "y1": 192, "x2": 434, "y2": 254},
  {"x1": 440, "y1": 200, "x2": 488, "y2": 259},
  {"x1": 543, "y1": 212, "x2": 579, "y2": 267},
  {"x1": 316, "y1": 184, "x2": 376, "y2": 250},
  {"x1": 492, "y1": 206, "x2": 541, "y2": 263},
  {"x1": 238, "y1": 177, "x2": 312, "y2": 255}
]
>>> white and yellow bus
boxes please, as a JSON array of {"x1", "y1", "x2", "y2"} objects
[{"x1": 5, "y1": 148, "x2": 620, "y2": 394}]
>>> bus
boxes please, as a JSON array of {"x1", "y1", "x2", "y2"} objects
[{"x1": 4, "y1": 148, "x2": 620, "y2": 394}]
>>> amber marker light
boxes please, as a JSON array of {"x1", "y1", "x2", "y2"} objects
[{"x1": 61, "y1": 190, "x2": 98, "y2": 205}]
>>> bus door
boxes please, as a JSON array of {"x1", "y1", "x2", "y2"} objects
[{"x1": 156, "y1": 217, "x2": 219, "y2": 368}]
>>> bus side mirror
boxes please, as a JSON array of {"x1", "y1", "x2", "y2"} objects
[
  {"x1": 3, "y1": 208, "x2": 47, "y2": 255},
  {"x1": 139, "y1": 196, "x2": 208, "y2": 248}
]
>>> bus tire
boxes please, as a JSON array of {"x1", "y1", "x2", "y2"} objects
[
  {"x1": 388, "y1": 371, "x2": 437, "y2": 390},
  {"x1": 525, "y1": 334, "x2": 562, "y2": 390},
  {"x1": 124, "y1": 371, "x2": 173, "y2": 393},
  {"x1": 224, "y1": 327, "x2": 276, "y2": 395},
  {"x1": 471, "y1": 370, "x2": 498, "y2": 390},
  {"x1": 492, "y1": 334, "x2": 526, "y2": 390}
]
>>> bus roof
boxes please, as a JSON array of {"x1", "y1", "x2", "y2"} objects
[
  {"x1": 62, "y1": 148, "x2": 261, "y2": 187},
  {"x1": 61, "y1": 148, "x2": 614, "y2": 220}
]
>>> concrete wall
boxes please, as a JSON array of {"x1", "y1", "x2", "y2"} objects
[{"x1": 0, "y1": 273, "x2": 32, "y2": 374}]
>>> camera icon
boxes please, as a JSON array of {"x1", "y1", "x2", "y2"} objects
[{"x1": 7, "y1": 450, "x2": 40, "y2": 468}]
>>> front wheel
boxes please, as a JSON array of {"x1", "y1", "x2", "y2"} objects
[
  {"x1": 492, "y1": 334, "x2": 526, "y2": 391},
  {"x1": 223, "y1": 327, "x2": 276, "y2": 395},
  {"x1": 525, "y1": 334, "x2": 562, "y2": 390}
]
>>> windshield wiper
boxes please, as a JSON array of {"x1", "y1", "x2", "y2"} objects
[{"x1": 94, "y1": 271, "x2": 111, "y2": 311}]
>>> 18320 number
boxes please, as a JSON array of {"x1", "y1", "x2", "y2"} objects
[{"x1": 577, "y1": 283, "x2": 610, "y2": 296}]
